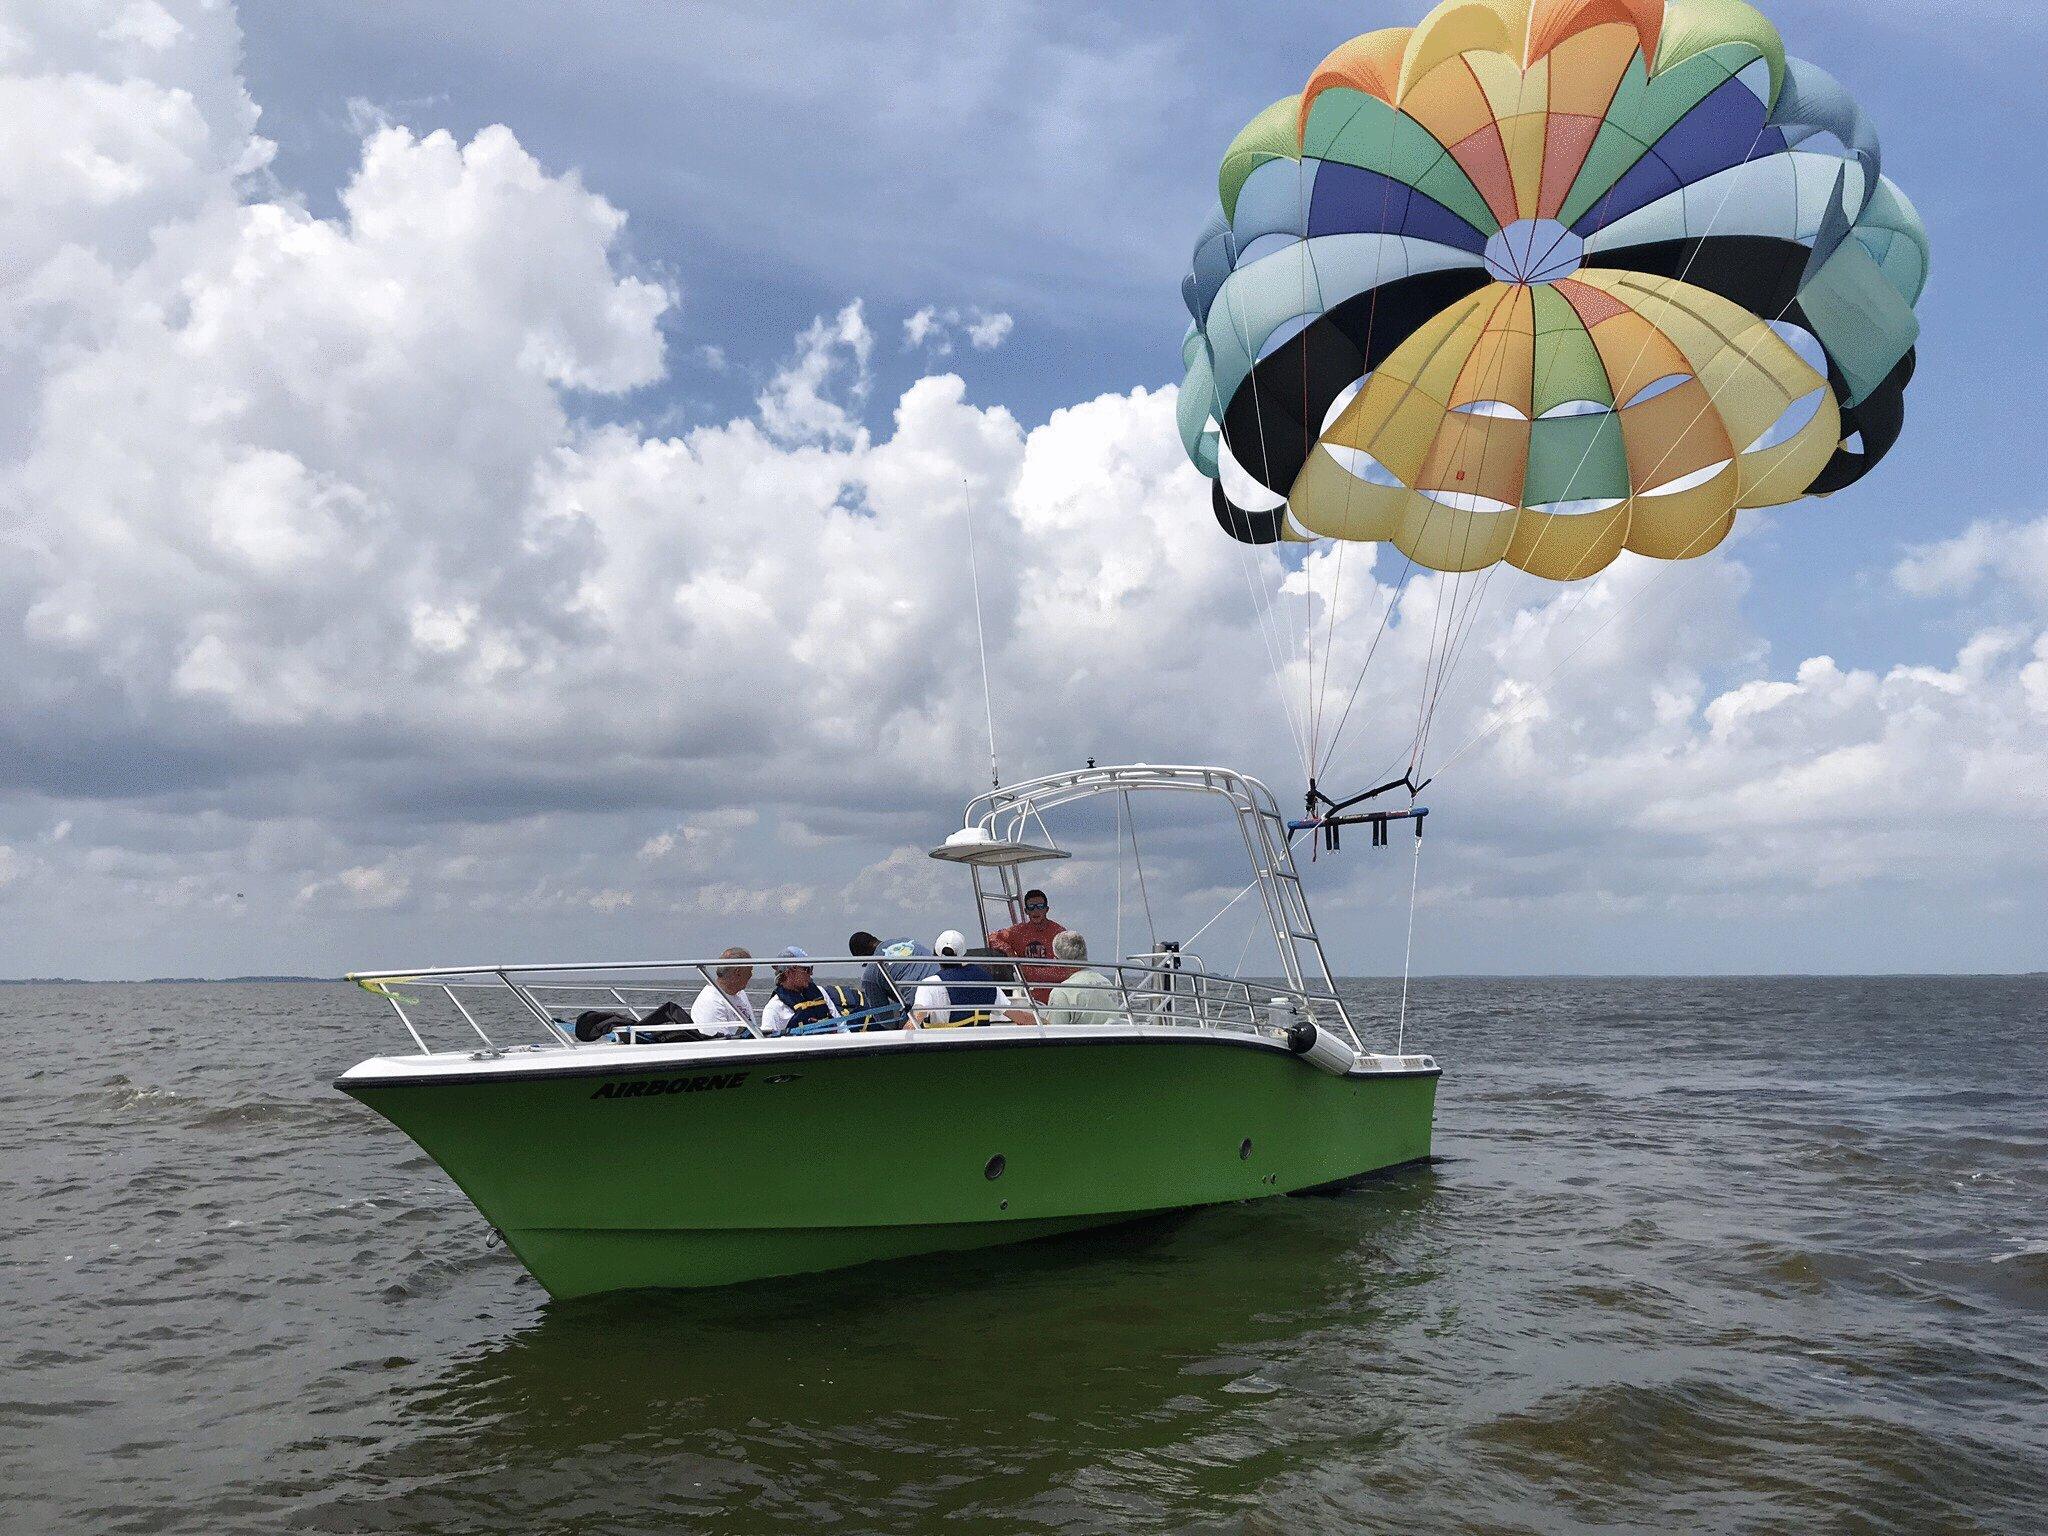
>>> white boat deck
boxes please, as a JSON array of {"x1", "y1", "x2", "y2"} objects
[{"x1": 338, "y1": 1020, "x2": 1439, "y2": 1087}]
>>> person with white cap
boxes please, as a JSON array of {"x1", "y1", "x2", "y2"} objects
[
  {"x1": 759, "y1": 947, "x2": 842, "y2": 1037},
  {"x1": 911, "y1": 929, "x2": 998, "y2": 1028}
]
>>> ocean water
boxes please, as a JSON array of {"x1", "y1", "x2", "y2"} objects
[{"x1": 2, "y1": 977, "x2": 2043, "y2": 1534}]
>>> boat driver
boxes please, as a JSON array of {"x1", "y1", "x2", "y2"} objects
[
  {"x1": 760, "y1": 948, "x2": 841, "y2": 1036},
  {"x1": 689, "y1": 948, "x2": 758, "y2": 1038},
  {"x1": 989, "y1": 888, "x2": 1074, "y2": 1000}
]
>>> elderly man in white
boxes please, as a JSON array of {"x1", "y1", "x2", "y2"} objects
[{"x1": 689, "y1": 947, "x2": 758, "y2": 1038}]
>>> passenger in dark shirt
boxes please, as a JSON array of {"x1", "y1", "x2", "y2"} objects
[{"x1": 848, "y1": 930, "x2": 939, "y2": 1024}]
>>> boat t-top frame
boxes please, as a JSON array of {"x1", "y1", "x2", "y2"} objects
[
  {"x1": 347, "y1": 763, "x2": 1371, "y2": 1058},
  {"x1": 938, "y1": 764, "x2": 1352, "y2": 1038}
]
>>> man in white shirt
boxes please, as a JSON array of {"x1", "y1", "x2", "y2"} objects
[{"x1": 689, "y1": 948, "x2": 758, "y2": 1038}]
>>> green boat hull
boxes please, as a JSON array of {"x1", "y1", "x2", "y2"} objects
[{"x1": 341, "y1": 1033, "x2": 1437, "y2": 1299}]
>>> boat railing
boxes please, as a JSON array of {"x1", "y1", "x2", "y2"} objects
[{"x1": 345, "y1": 953, "x2": 1355, "y2": 1059}]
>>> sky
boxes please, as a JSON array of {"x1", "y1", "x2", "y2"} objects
[{"x1": 0, "y1": 0, "x2": 2044, "y2": 980}]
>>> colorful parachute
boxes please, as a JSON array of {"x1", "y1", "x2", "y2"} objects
[{"x1": 1180, "y1": 0, "x2": 1927, "y2": 579}]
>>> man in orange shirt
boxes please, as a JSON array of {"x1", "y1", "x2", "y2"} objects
[{"x1": 989, "y1": 889, "x2": 1073, "y2": 1001}]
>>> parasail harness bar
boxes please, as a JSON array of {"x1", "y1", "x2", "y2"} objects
[{"x1": 1291, "y1": 775, "x2": 1430, "y2": 853}]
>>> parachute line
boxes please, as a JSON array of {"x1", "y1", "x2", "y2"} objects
[
  {"x1": 1344, "y1": 53, "x2": 1550, "y2": 883},
  {"x1": 1400, "y1": 66, "x2": 1541, "y2": 780},
  {"x1": 1230, "y1": 895, "x2": 1264, "y2": 979},
  {"x1": 1303, "y1": 94, "x2": 1408, "y2": 773},
  {"x1": 1216, "y1": 220, "x2": 1319, "y2": 781},
  {"x1": 1237, "y1": 540, "x2": 1311, "y2": 776},
  {"x1": 1317, "y1": 550, "x2": 1416, "y2": 778},
  {"x1": 1428, "y1": 519, "x2": 1724, "y2": 782},
  {"x1": 1403, "y1": 280, "x2": 1526, "y2": 778},
  {"x1": 1123, "y1": 790, "x2": 1158, "y2": 956},
  {"x1": 1212, "y1": 236, "x2": 1313, "y2": 778},
  {"x1": 1398, "y1": 819, "x2": 1424, "y2": 1055},
  {"x1": 1184, "y1": 827, "x2": 1313, "y2": 951}
]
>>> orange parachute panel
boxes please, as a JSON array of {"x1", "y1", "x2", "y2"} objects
[
  {"x1": 1542, "y1": 20, "x2": 1642, "y2": 117},
  {"x1": 1299, "y1": 27, "x2": 1411, "y2": 126},
  {"x1": 1526, "y1": 0, "x2": 1662, "y2": 69},
  {"x1": 1403, "y1": 52, "x2": 1503, "y2": 149}
]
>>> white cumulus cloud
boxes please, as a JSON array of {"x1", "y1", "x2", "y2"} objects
[
  {"x1": 0, "y1": 1, "x2": 2041, "y2": 980},
  {"x1": 903, "y1": 304, "x2": 1014, "y2": 356}
]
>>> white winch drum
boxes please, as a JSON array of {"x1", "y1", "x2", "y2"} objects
[{"x1": 1285, "y1": 1018, "x2": 1360, "y2": 1076}]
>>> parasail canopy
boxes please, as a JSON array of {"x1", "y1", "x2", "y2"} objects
[{"x1": 1180, "y1": 0, "x2": 1928, "y2": 581}]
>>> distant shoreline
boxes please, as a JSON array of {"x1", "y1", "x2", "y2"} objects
[{"x1": 0, "y1": 976, "x2": 339, "y2": 985}]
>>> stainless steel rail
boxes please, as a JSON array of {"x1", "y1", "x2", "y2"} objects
[{"x1": 347, "y1": 952, "x2": 1345, "y2": 1059}]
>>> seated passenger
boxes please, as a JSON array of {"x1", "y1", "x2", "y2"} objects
[
  {"x1": 973, "y1": 950, "x2": 1038, "y2": 1025},
  {"x1": 689, "y1": 948, "x2": 758, "y2": 1038},
  {"x1": 822, "y1": 979, "x2": 867, "y2": 1018},
  {"x1": 760, "y1": 948, "x2": 841, "y2": 1036},
  {"x1": 910, "y1": 929, "x2": 997, "y2": 1027},
  {"x1": 1041, "y1": 932, "x2": 1118, "y2": 1027},
  {"x1": 849, "y1": 930, "x2": 939, "y2": 1025},
  {"x1": 989, "y1": 889, "x2": 1074, "y2": 1001}
]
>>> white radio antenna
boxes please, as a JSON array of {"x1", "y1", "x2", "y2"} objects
[{"x1": 962, "y1": 475, "x2": 1002, "y2": 789}]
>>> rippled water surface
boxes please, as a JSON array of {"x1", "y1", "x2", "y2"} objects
[{"x1": 3, "y1": 978, "x2": 2044, "y2": 1533}]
